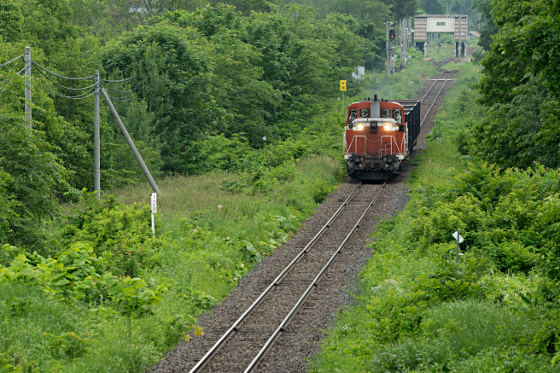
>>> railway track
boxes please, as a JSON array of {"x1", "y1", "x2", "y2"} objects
[
  {"x1": 192, "y1": 183, "x2": 384, "y2": 372},
  {"x1": 433, "y1": 57, "x2": 452, "y2": 69},
  {"x1": 420, "y1": 68, "x2": 456, "y2": 127},
  {"x1": 151, "y1": 61, "x2": 458, "y2": 373},
  {"x1": 151, "y1": 183, "x2": 390, "y2": 373}
]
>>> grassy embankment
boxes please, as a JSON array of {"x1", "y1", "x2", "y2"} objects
[
  {"x1": 310, "y1": 59, "x2": 560, "y2": 371},
  {"x1": 0, "y1": 53, "x2": 442, "y2": 372}
]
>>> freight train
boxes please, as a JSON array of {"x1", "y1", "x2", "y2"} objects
[{"x1": 344, "y1": 95, "x2": 421, "y2": 181}]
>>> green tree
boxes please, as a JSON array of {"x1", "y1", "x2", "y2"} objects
[
  {"x1": 0, "y1": 0, "x2": 23, "y2": 42},
  {"x1": 473, "y1": 0, "x2": 560, "y2": 168},
  {"x1": 101, "y1": 23, "x2": 219, "y2": 173},
  {"x1": 418, "y1": 0, "x2": 445, "y2": 13},
  {"x1": 380, "y1": 0, "x2": 418, "y2": 19},
  {"x1": 210, "y1": 0, "x2": 278, "y2": 14},
  {"x1": 474, "y1": 0, "x2": 497, "y2": 50},
  {"x1": 0, "y1": 80, "x2": 69, "y2": 251}
]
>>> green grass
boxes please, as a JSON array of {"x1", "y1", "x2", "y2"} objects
[
  {"x1": 362, "y1": 58, "x2": 437, "y2": 101},
  {"x1": 1, "y1": 154, "x2": 344, "y2": 373}
]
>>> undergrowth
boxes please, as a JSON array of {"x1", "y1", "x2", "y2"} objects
[
  {"x1": 0, "y1": 50, "x2": 435, "y2": 372},
  {"x1": 310, "y1": 62, "x2": 560, "y2": 371}
]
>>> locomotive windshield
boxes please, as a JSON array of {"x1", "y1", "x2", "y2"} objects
[{"x1": 393, "y1": 109, "x2": 403, "y2": 124}]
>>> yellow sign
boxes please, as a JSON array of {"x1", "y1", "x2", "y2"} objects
[{"x1": 340, "y1": 80, "x2": 347, "y2": 91}]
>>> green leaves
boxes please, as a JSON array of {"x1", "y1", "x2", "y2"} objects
[
  {"x1": 475, "y1": 0, "x2": 560, "y2": 169},
  {"x1": 0, "y1": 243, "x2": 167, "y2": 317}
]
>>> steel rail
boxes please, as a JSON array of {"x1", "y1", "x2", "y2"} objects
[
  {"x1": 244, "y1": 183, "x2": 387, "y2": 373},
  {"x1": 188, "y1": 184, "x2": 362, "y2": 373},
  {"x1": 420, "y1": 70, "x2": 445, "y2": 104},
  {"x1": 433, "y1": 57, "x2": 452, "y2": 69},
  {"x1": 421, "y1": 70, "x2": 455, "y2": 127}
]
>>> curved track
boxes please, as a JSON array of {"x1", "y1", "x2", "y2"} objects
[
  {"x1": 151, "y1": 60, "x2": 458, "y2": 373},
  {"x1": 186, "y1": 184, "x2": 385, "y2": 372}
]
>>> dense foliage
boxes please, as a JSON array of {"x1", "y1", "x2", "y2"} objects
[
  {"x1": 0, "y1": 0, "x2": 421, "y2": 370},
  {"x1": 0, "y1": 0, "x2": 427, "y2": 254},
  {"x1": 311, "y1": 61, "x2": 560, "y2": 372},
  {"x1": 472, "y1": 0, "x2": 560, "y2": 169}
]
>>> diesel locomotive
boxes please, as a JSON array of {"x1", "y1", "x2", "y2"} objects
[{"x1": 344, "y1": 95, "x2": 421, "y2": 181}]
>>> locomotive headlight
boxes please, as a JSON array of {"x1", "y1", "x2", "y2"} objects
[
  {"x1": 357, "y1": 123, "x2": 365, "y2": 130},
  {"x1": 384, "y1": 123, "x2": 392, "y2": 131}
]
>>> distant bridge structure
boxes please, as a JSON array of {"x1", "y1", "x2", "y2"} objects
[{"x1": 414, "y1": 15, "x2": 468, "y2": 58}]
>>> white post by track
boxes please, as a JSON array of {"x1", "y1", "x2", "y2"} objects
[
  {"x1": 453, "y1": 229, "x2": 464, "y2": 264},
  {"x1": 151, "y1": 193, "x2": 157, "y2": 238}
]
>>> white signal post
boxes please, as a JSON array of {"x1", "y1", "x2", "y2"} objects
[{"x1": 151, "y1": 193, "x2": 157, "y2": 238}]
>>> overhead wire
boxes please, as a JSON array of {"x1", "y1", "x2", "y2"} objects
[
  {"x1": 107, "y1": 95, "x2": 134, "y2": 102},
  {"x1": 0, "y1": 55, "x2": 23, "y2": 69},
  {"x1": 34, "y1": 67, "x2": 96, "y2": 91},
  {"x1": 0, "y1": 62, "x2": 31, "y2": 96},
  {"x1": 32, "y1": 61, "x2": 94, "y2": 81},
  {"x1": 101, "y1": 76, "x2": 134, "y2": 83},
  {"x1": 1, "y1": 58, "x2": 136, "y2": 102},
  {"x1": 34, "y1": 74, "x2": 96, "y2": 100},
  {"x1": 101, "y1": 83, "x2": 136, "y2": 93}
]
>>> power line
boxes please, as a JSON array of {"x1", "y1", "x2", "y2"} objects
[
  {"x1": 101, "y1": 83, "x2": 136, "y2": 93},
  {"x1": 107, "y1": 95, "x2": 134, "y2": 102},
  {"x1": 0, "y1": 63, "x2": 30, "y2": 96},
  {"x1": 34, "y1": 67, "x2": 96, "y2": 91},
  {"x1": 35, "y1": 74, "x2": 96, "y2": 100},
  {"x1": 0, "y1": 55, "x2": 23, "y2": 69},
  {"x1": 101, "y1": 76, "x2": 134, "y2": 83},
  {"x1": 32, "y1": 61, "x2": 94, "y2": 81}
]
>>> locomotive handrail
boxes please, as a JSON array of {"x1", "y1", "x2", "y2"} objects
[
  {"x1": 378, "y1": 135, "x2": 405, "y2": 156},
  {"x1": 350, "y1": 117, "x2": 396, "y2": 126},
  {"x1": 345, "y1": 135, "x2": 368, "y2": 156}
]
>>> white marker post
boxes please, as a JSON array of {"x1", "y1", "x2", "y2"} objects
[
  {"x1": 151, "y1": 193, "x2": 157, "y2": 238},
  {"x1": 452, "y1": 229, "x2": 464, "y2": 264}
]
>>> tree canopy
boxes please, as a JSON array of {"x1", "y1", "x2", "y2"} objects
[{"x1": 472, "y1": 0, "x2": 560, "y2": 169}]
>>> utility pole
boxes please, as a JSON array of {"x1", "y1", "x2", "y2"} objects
[
  {"x1": 94, "y1": 70, "x2": 101, "y2": 197},
  {"x1": 24, "y1": 47, "x2": 31, "y2": 126}
]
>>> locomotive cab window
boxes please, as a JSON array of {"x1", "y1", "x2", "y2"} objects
[
  {"x1": 348, "y1": 108, "x2": 357, "y2": 127},
  {"x1": 360, "y1": 108, "x2": 370, "y2": 118},
  {"x1": 393, "y1": 109, "x2": 403, "y2": 124},
  {"x1": 381, "y1": 108, "x2": 391, "y2": 118}
]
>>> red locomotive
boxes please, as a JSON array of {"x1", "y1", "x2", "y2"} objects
[{"x1": 344, "y1": 95, "x2": 421, "y2": 181}]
